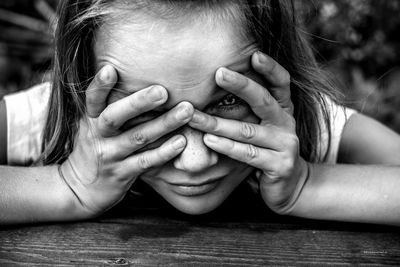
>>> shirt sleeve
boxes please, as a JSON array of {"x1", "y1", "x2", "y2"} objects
[
  {"x1": 3, "y1": 83, "x2": 51, "y2": 166},
  {"x1": 318, "y1": 97, "x2": 358, "y2": 164}
]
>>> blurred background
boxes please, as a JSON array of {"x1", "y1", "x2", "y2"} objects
[{"x1": 0, "y1": 0, "x2": 399, "y2": 132}]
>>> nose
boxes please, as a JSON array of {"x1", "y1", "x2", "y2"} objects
[{"x1": 173, "y1": 126, "x2": 218, "y2": 173}]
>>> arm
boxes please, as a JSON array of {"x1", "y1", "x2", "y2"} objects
[
  {"x1": 0, "y1": 65, "x2": 192, "y2": 224},
  {"x1": 291, "y1": 163, "x2": 400, "y2": 225},
  {"x1": 0, "y1": 94, "x2": 89, "y2": 223},
  {"x1": 1, "y1": 100, "x2": 80, "y2": 223},
  {"x1": 290, "y1": 113, "x2": 400, "y2": 225},
  {"x1": 188, "y1": 51, "x2": 400, "y2": 226},
  {"x1": 0, "y1": 165, "x2": 88, "y2": 224}
]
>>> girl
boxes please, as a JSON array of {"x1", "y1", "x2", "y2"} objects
[{"x1": 1, "y1": 0, "x2": 400, "y2": 225}]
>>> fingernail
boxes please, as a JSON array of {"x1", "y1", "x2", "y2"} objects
[
  {"x1": 176, "y1": 103, "x2": 193, "y2": 121},
  {"x1": 191, "y1": 111, "x2": 205, "y2": 124},
  {"x1": 218, "y1": 68, "x2": 236, "y2": 83},
  {"x1": 256, "y1": 51, "x2": 268, "y2": 65},
  {"x1": 172, "y1": 136, "x2": 186, "y2": 149},
  {"x1": 205, "y1": 134, "x2": 219, "y2": 143},
  {"x1": 148, "y1": 86, "x2": 166, "y2": 101},
  {"x1": 99, "y1": 65, "x2": 111, "y2": 82}
]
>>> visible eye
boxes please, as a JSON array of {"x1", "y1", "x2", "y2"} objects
[
  {"x1": 217, "y1": 94, "x2": 242, "y2": 107},
  {"x1": 208, "y1": 93, "x2": 250, "y2": 119},
  {"x1": 216, "y1": 93, "x2": 245, "y2": 110}
]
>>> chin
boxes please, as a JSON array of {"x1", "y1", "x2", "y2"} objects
[
  {"x1": 142, "y1": 166, "x2": 254, "y2": 215},
  {"x1": 160, "y1": 180, "x2": 241, "y2": 215},
  {"x1": 169, "y1": 199, "x2": 222, "y2": 215}
]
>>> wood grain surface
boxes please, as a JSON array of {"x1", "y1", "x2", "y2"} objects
[{"x1": 1, "y1": 192, "x2": 400, "y2": 266}]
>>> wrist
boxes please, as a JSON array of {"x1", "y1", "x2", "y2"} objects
[
  {"x1": 57, "y1": 163, "x2": 100, "y2": 220},
  {"x1": 264, "y1": 159, "x2": 310, "y2": 215}
]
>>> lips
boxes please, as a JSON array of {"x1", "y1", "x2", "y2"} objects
[
  {"x1": 167, "y1": 176, "x2": 225, "y2": 197},
  {"x1": 169, "y1": 177, "x2": 223, "y2": 187}
]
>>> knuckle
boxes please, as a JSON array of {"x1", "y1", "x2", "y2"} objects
[
  {"x1": 261, "y1": 89, "x2": 274, "y2": 106},
  {"x1": 129, "y1": 130, "x2": 148, "y2": 146},
  {"x1": 239, "y1": 122, "x2": 256, "y2": 139},
  {"x1": 137, "y1": 154, "x2": 151, "y2": 170},
  {"x1": 285, "y1": 134, "x2": 299, "y2": 150},
  {"x1": 242, "y1": 75, "x2": 250, "y2": 87},
  {"x1": 245, "y1": 144, "x2": 259, "y2": 161},
  {"x1": 281, "y1": 155, "x2": 296, "y2": 177}
]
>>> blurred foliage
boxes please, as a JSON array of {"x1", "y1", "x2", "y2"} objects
[
  {"x1": 0, "y1": 0, "x2": 56, "y2": 95},
  {"x1": 298, "y1": 0, "x2": 400, "y2": 77},
  {"x1": 296, "y1": 0, "x2": 400, "y2": 132},
  {"x1": 0, "y1": 0, "x2": 399, "y2": 132}
]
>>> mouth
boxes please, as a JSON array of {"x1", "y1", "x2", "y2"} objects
[{"x1": 167, "y1": 176, "x2": 225, "y2": 197}]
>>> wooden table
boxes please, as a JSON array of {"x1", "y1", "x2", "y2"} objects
[{"x1": 1, "y1": 192, "x2": 400, "y2": 266}]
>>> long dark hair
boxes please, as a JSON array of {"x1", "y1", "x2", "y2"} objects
[{"x1": 41, "y1": 0, "x2": 337, "y2": 165}]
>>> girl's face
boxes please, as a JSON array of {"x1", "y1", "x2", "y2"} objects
[{"x1": 95, "y1": 10, "x2": 261, "y2": 214}]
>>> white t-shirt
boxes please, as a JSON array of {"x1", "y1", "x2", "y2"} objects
[
  {"x1": 3, "y1": 83, "x2": 357, "y2": 166},
  {"x1": 4, "y1": 83, "x2": 51, "y2": 165}
]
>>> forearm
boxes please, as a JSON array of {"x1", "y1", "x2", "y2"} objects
[
  {"x1": 0, "y1": 165, "x2": 88, "y2": 224},
  {"x1": 290, "y1": 164, "x2": 400, "y2": 226}
]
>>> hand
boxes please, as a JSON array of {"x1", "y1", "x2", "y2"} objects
[
  {"x1": 189, "y1": 51, "x2": 309, "y2": 214},
  {"x1": 59, "y1": 65, "x2": 194, "y2": 218}
]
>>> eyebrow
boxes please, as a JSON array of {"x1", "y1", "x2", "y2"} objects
[{"x1": 113, "y1": 44, "x2": 257, "y2": 108}]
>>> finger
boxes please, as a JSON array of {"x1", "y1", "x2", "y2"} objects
[
  {"x1": 252, "y1": 51, "x2": 293, "y2": 114},
  {"x1": 203, "y1": 133, "x2": 277, "y2": 173},
  {"x1": 120, "y1": 134, "x2": 186, "y2": 177},
  {"x1": 86, "y1": 65, "x2": 118, "y2": 118},
  {"x1": 112, "y1": 102, "x2": 194, "y2": 158},
  {"x1": 97, "y1": 85, "x2": 167, "y2": 137},
  {"x1": 189, "y1": 109, "x2": 288, "y2": 150},
  {"x1": 215, "y1": 67, "x2": 288, "y2": 126},
  {"x1": 120, "y1": 111, "x2": 159, "y2": 131}
]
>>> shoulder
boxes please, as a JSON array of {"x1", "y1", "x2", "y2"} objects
[{"x1": 3, "y1": 83, "x2": 51, "y2": 165}]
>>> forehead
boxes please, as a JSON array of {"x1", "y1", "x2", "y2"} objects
[{"x1": 94, "y1": 10, "x2": 256, "y2": 108}]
